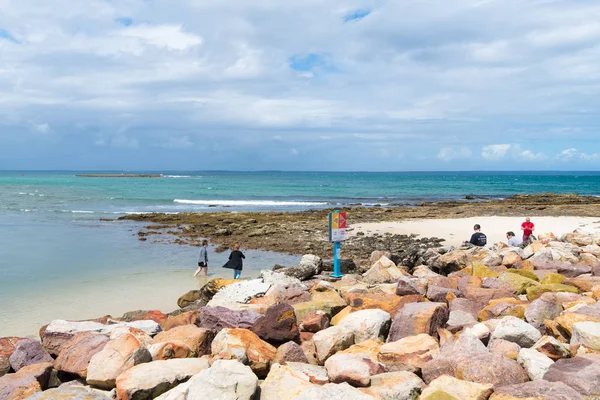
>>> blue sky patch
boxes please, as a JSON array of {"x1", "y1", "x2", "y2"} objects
[
  {"x1": 116, "y1": 17, "x2": 134, "y2": 27},
  {"x1": 343, "y1": 9, "x2": 371, "y2": 22},
  {"x1": 0, "y1": 28, "x2": 19, "y2": 43},
  {"x1": 288, "y1": 53, "x2": 340, "y2": 74},
  {"x1": 289, "y1": 53, "x2": 323, "y2": 72}
]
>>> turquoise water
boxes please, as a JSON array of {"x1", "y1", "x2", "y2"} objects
[
  {"x1": 3, "y1": 171, "x2": 600, "y2": 215},
  {"x1": 1, "y1": 170, "x2": 599, "y2": 336}
]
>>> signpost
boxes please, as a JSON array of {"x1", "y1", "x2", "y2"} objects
[{"x1": 328, "y1": 210, "x2": 347, "y2": 278}]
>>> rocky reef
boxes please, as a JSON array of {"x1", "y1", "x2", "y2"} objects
[
  {"x1": 119, "y1": 194, "x2": 600, "y2": 267},
  {"x1": 4, "y1": 227, "x2": 600, "y2": 398}
]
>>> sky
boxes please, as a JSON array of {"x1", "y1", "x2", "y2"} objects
[{"x1": 0, "y1": 0, "x2": 599, "y2": 171}]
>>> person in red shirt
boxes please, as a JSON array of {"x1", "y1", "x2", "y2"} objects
[{"x1": 521, "y1": 217, "x2": 535, "y2": 242}]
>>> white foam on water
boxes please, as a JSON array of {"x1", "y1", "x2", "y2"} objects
[{"x1": 59, "y1": 210, "x2": 181, "y2": 215}]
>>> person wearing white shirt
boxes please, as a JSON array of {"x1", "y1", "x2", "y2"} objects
[{"x1": 506, "y1": 231, "x2": 522, "y2": 247}]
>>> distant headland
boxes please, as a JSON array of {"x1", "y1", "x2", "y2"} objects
[{"x1": 76, "y1": 174, "x2": 162, "y2": 178}]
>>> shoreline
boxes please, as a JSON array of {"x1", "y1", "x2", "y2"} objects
[
  {"x1": 120, "y1": 193, "x2": 600, "y2": 263},
  {"x1": 0, "y1": 212, "x2": 301, "y2": 338}
]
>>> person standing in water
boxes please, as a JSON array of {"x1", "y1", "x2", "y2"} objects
[
  {"x1": 222, "y1": 243, "x2": 245, "y2": 279},
  {"x1": 194, "y1": 240, "x2": 209, "y2": 277}
]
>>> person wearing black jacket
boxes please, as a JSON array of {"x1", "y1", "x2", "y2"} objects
[
  {"x1": 469, "y1": 224, "x2": 487, "y2": 247},
  {"x1": 222, "y1": 243, "x2": 245, "y2": 279}
]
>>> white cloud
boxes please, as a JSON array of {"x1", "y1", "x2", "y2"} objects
[
  {"x1": 557, "y1": 148, "x2": 578, "y2": 161},
  {"x1": 437, "y1": 147, "x2": 472, "y2": 161},
  {"x1": 1, "y1": 0, "x2": 600, "y2": 169},
  {"x1": 581, "y1": 153, "x2": 600, "y2": 162},
  {"x1": 556, "y1": 148, "x2": 600, "y2": 162},
  {"x1": 518, "y1": 149, "x2": 546, "y2": 161},
  {"x1": 481, "y1": 144, "x2": 511, "y2": 160},
  {"x1": 469, "y1": 41, "x2": 511, "y2": 63},
  {"x1": 527, "y1": 23, "x2": 600, "y2": 48},
  {"x1": 223, "y1": 43, "x2": 263, "y2": 78},
  {"x1": 119, "y1": 25, "x2": 203, "y2": 51},
  {"x1": 481, "y1": 144, "x2": 546, "y2": 161}
]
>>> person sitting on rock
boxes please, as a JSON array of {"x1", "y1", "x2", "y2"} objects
[
  {"x1": 506, "y1": 231, "x2": 522, "y2": 247},
  {"x1": 468, "y1": 224, "x2": 487, "y2": 247}
]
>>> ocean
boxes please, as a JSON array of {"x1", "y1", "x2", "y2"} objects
[{"x1": 1, "y1": 170, "x2": 600, "y2": 336}]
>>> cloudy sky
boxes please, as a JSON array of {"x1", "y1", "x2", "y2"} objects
[{"x1": 1, "y1": 0, "x2": 599, "y2": 171}]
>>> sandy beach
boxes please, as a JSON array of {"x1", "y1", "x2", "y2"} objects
[{"x1": 351, "y1": 216, "x2": 600, "y2": 247}]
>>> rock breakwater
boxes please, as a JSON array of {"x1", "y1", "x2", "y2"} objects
[{"x1": 5, "y1": 227, "x2": 600, "y2": 398}]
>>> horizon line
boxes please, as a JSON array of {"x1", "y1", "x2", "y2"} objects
[{"x1": 3, "y1": 169, "x2": 600, "y2": 174}]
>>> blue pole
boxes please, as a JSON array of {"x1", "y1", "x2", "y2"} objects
[
  {"x1": 329, "y1": 209, "x2": 344, "y2": 279},
  {"x1": 331, "y1": 241, "x2": 343, "y2": 278}
]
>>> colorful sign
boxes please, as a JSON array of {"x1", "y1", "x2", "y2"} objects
[{"x1": 329, "y1": 211, "x2": 347, "y2": 242}]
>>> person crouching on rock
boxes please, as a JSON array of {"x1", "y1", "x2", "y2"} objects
[
  {"x1": 468, "y1": 224, "x2": 487, "y2": 247},
  {"x1": 506, "y1": 231, "x2": 522, "y2": 247},
  {"x1": 194, "y1": 240, "x2": 209, "y2": 277},
  {"x1": 222, "y1": 243, "x2": 245, "y2": 279}
]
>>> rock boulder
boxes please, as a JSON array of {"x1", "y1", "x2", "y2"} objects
[
  {"x1": 420, "y1": 374, "x2": 493, "y2": 400},
  {"x1": 54, "y1": 332, "x2": 109, "y2": 379},
  {"x1": 155, "y1": 360, "x2": 258, "y2": 400},
  {"x1": 153, "y1": 325, "x2": 214, "y2": 356},
  {"x1": 387, "y1": 302, "x2": 449, "y2": 342},
  {"x1": 543, "y1": 355, "x2": 600, "y2": 397},
  {"x1": 251, "y1": 303, "x2": 300, "y2": 345},
  {"x1": 337, "y1": 309, "x2": 391, "y2": 344},
  {"x1": 198, "y1": 306, "x2": 261, "y2": 333},
  {"x1": 0, "y1": 337, "x2": 25, "y2": 377},
  {"x1": 115, "y1": 358, "x2": 210, "y2": 400},
  {"x1": 378, "y1": 333, "x2": 439, "y2": 373},
  {"x1": 211, "y1": 328, "x2": 277, "y2": 378},
  {"x1": 272, "y1": 341, "x2": 309, "y2": 365},
  {"x1": 422, "y1": 353, "x2": 528, "y2": 387},
  {"x1": 8, "y1": 339, "x2": 53, "y2": 372},
  {"x1": 87, "y1": 329, "x2": 153, "y2": 389},
  {"x1": 489, "y1": 316, "x2": 542, "y2": 348},
  {"x1": 0, "y1": 362, "x2": 53, "y2": 400},
  {"x1": 26, "y1": 385, "x2": 112, "y2": 400},
  {"x1": 324, "y1": 353, "x2": 385, "y2": 387}
]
